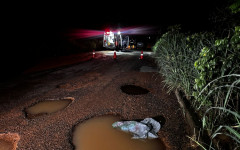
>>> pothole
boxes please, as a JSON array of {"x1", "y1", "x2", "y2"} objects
[
  {"x1": 72, "y1": 115, "x2": 165, "y2": 150},
  {"x1": 120, "y1": 85, "x2": 149, "y2": 95},
  {"x1": 0, "y1": 133, "x2": 20, "y2": 150},
  {"x1": 0, "y1": 140, "x2": 13, "y2": 150},
  {"x1": 25, "y1": 97, "x2": 74, "y2": 119}
]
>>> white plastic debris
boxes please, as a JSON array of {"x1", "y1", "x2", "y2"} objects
[{"x1": 112, "y1": 118, "x2": 161, "y2": 139}]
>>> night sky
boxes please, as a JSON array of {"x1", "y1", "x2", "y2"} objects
[
  {"x1": 6, "y1": 1, "x2": 220, "y2": 35},
  {"x1": 1, "y1": 0, "x2": 228, "y2": 79}
]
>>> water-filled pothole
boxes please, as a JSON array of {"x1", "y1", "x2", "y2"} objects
[
  {"x1": 121, "y1": 85, "x2": 149, "y2": 95},
  {"x1": 0, "y1": 133, "x2": 20, "y2": 150},
  {"x1": 72, "y1": 116, "x2": 165, "y2": 150},
  {"x1": 25, "y1": 97, "x2": 74, "y2": 119},
  {"x1": 0, "y1": 140, "x2": 13, "y2": 150}
]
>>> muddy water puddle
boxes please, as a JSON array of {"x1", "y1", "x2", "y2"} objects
[
  {"x1": 25, "y1": 97, "x2": 74, "y2": 118},
  {"x1": 0, "y1": 140, "x2": 13, "y2": 150},
  {"x1": 73, "y1": 116, "x2": 165, "y2": 150}
]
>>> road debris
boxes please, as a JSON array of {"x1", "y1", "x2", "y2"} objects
[{"x1": 112, "y1": 118, "x2": 161, "y2": 139}]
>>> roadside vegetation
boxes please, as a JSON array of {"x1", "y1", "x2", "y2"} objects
[{"x1": 153, "y1": 1, "x2": 240, "y2": 149}]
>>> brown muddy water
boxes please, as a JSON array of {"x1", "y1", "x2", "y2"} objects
[
  {"x1": 0, "y1": 140, "x2": 12, "y2": 150},
  {"x1": 25, "y1": 98, "x2": 73, "y2": 118},
  {"x1": 73, "y1": 116, "x2": 165, "y2": 150}
]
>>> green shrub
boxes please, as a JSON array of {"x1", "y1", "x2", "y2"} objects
[
  {"x1": 153, "y1": 28, "x2": 214, "y2": 99},
  {"x1": 193, "y1": 26, "x2": 240, "y2": 109},
  {"x1": 229, "y1": 0, "x2": 240, "y2": 13},
  {"x1": 154, "y1": 26, "x2": 240, "y2": 149},
  {"x1": 193, "y1": 26, "x2": 240, "y2": 149}
]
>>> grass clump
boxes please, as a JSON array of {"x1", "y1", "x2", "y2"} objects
[
  {"x1": 153, "y1": 26, "x2": 240, "y2": 149},
  {"x1": 153, "y1": 25, "x2": 214, "y2": 99}
]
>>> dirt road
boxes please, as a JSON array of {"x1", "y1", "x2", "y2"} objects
[{"x1": 0, "y1": 51, "x2": 190, "y2": 149}]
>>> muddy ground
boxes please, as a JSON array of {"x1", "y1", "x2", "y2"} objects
[{"x1": 0, "y1": 51, "x2": 192, "y2": 149}]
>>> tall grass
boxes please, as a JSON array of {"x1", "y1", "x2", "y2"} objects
[
  {"x1": 153, "y1": 31, "x2": 192, "y2": 95},
  {"x1": 195, "y1": 74, "x2": 240, "y2": 109},
  {"x1": 153, "y1": 28, "x2": 214, "y2": 98},
  {"x1": 153, "y1": 26, "x2": 240, "y2": 149},
  {"x1": 199, "y1": 76, "x2": 240, "y2": 149}
]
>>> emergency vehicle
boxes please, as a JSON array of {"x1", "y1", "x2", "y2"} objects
[{"x1": 103, "y1": 30, "x2": 129, "y2": 50}]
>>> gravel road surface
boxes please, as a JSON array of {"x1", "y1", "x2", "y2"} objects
[{"x1": 0, "y1": 51, "x2": 191, "y2": 149}]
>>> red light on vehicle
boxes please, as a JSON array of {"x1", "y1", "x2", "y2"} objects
[{"x1": 105, "y1": 29, "x2": 110, "y2": 35}]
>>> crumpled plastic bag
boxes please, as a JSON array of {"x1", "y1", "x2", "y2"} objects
[{"x1": 112, "y1": 118, "x2": 161, "y2": 139}]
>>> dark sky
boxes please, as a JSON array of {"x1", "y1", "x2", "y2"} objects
[
  {"x1": 5, "y1": 0, "x2": 220, "y2": 33},
  {"x1": 3, "y1": 0, "x2": 227, "y2": 52},
  {"x1": 1, "y1": 0, "x2": 228, "y2": 79},
  {"x1": 4, "y1": 0, "x2": 223, "y2": 53}
]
